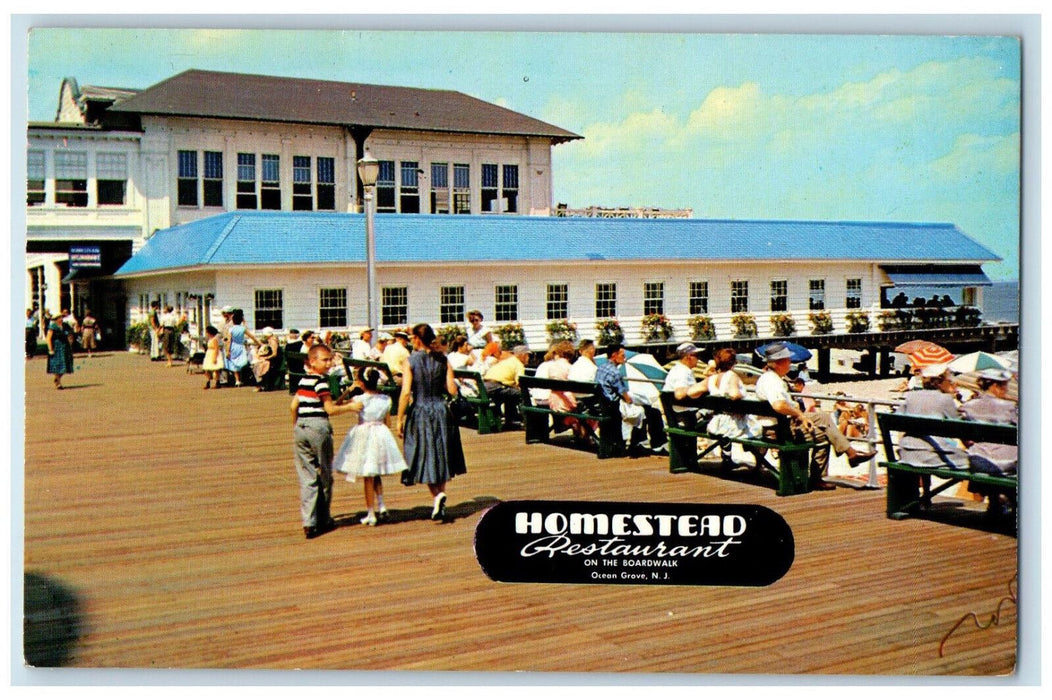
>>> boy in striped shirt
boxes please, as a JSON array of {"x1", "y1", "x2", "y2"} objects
[{"x1": 291, "y1": 344, "x2": 358, "y2": 539}]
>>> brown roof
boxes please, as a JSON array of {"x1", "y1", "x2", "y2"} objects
[{"x1": 107, "y1": 69, "x2": 581, "y2": 142}]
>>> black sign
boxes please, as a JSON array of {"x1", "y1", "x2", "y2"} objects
[
  {"x1": 474, "y1": 500, "x2": 794, "y2": 587},
  {"x1": 69, "y1": 246, "x2": 102, "y2": 269}
]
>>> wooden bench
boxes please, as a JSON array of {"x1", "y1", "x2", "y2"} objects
[
  {"x1": 876, "y1": 412, "x2": 1017, "y2": 520},
  {"x1": 286, "y1": 351, "x2": 343, "y2": 397},
  {"x1": 451, "y1": 369, "x2": 503, "y2": 434},
  {"x1": 659, "y1": 391, "x2": 821, "y2": 496},
  {"x1": 518, "y1": 375, "x2": 622, "y2": 458}
]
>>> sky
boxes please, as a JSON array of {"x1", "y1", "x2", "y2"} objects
[{"x1": 21, "y1": 23, "x2": 1022, "y2": 280}]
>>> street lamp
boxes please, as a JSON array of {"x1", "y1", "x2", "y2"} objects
[{"x1": 356, "y1": 151, "x2": 380, "y2": 346}]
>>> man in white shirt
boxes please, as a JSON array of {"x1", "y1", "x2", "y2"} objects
[
  {"x1": 754, "y1": 343, "x2": 874, "y2": 490},
  {"x1": 662, "y1": 342, "x2": 708, "y2": 428},
  {"x1": 351, "y1": 328, "x2": 380, "y2": 361},
  {"x1": 380, "y1": 330, "x2": 411, "y2": 380}
]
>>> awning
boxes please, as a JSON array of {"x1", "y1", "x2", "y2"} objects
[{"x1": 881, "y1": 264, "x2": 993, "y2": 287}]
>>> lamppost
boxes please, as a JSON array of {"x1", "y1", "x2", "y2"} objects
[{"x1": 356, "y1": 151, "x2": 380, "y2": 346}]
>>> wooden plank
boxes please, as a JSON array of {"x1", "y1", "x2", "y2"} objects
[{"x1": 21, "y1": 352, "x2": 1017, "y2": 675}]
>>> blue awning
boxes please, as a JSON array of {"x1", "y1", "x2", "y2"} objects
[{"x1": 882, "y1": 265, "x2": 993, "y2": 287}]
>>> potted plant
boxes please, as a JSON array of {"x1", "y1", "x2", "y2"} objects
[
  {"x1": 809, "y1": 310, "x2": 834, "y2": 334},
  {"x1": 730, "y1": 313, "x2": 757, "y2": 339},
  {"x1": 545, "y1": 319, "x2": 579, "y2": 345},
  {"x1": 437, "y1": 324, "x2": 465, "y2": 348},
  {"x1": 769, "y1": 313, "x2": 796, "y2": 337},
  {"x1": 640, "y1": 313, "x2": 674, "y2": 343},
  {"x1": 687, "y1": 314, "x2": 715, "y2": 341},
  {"x1": 125, "y1": 320, "x2": 152, "y2": 354},
  {"x1": 845, "y1": 310, "x2": 870, "y2": 333},
  {"x1": 595, "y1": 318, "x2": 624, "y2": 347},
  {"x1": 494, "y1": 322, "x2": 526, "y2": 350}
]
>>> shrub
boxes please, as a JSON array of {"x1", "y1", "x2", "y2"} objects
[
  {"x1": 640, "y1": 313, "x2": 674, "y2": 342},
  {"x1": 809, "y1": 310, "x2": 834, "y2": 334},
  {"x1": 687, "y1": 315, "x2": 715, "y2": 341},
  {"x1": 494, "y1": 323, "x2": 526, "y2": 350},
  {"x1": 769, "y1": 313, "x2": 796, "y2": 337},
  {"x1": 126, "y1": 320, "x2": 152, "y2": 350},
  {"x1": 595, "y1": 318, "x2": 624, "y2": 347},
  {"x1": 545, "y1": 319, "x2": 579, "y2": 345},
  {"x1": 845, "y1": 311, "x2": 870, "y2": 333},
  {"x1": 731, "y1": 313, "x2": 757, "y2": 339}
]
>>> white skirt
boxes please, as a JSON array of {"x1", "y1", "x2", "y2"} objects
[{"x1": 332, "y1": 421, "x2": 408, "y2": 480}]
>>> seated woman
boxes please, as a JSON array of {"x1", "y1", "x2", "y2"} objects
[
  {"x1": 960, "y1": 368, "x2": 1017, "y2": 514},
  {"x1": 704, "y1": 347, "x2": 766, "y2": 469},
  {"x1": 896, "y1": 364, "x2": 968, "y2": 469},
  {"x1": 545, "y1": 341, "x2": 598, "y2": 445},
  {"x1": 252, "y1": 327, "x2": 284, "y2": 392}
]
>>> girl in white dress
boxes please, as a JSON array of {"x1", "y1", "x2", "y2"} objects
[
  {"x1": 704, "y1": 348, "x2": 765, "y2": 468},
  {"x1": 333, "y1": 369, "x2": 408, "y2": 526}
]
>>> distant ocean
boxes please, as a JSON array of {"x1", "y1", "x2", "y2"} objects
[{"x1": 982, "y1": 280, "x2": 1020, "y2": 324}]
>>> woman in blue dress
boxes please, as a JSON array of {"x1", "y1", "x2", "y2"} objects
[
  {"x1": 223, "y1": 309, "x2": 259, "y2": 388},
  {"x1": 397, "y1": 323, "x2": 467, "y2": 521},
  {"x1": 45, "y1": 313, "x2": 74, "y2": 389}
]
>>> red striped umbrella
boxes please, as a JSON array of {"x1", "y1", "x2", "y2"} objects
[
  {"x1": 894, "y1": 339, "x2": 946, "y2": 355},
  {"x1": 907, "y1": 345, "x2": 955, "y2": 368}
]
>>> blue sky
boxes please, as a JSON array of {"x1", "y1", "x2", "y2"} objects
[{"x1": 24, "y1": 26, "x2": 1021, "y2": 279}]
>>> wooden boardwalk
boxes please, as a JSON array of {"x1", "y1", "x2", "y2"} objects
[{"x1": 22, "y1": 352, "x2": 1018, "y2": 676}]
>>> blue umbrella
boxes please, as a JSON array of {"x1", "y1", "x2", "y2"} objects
[{"x1": 754, "y1": 342, "x2": 812, "y2": 363}]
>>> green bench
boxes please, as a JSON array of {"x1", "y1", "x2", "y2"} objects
[
  {"x1": 286, "y1": 350, "x2": 343, "y2": 397},
  {"x1": 876, "y1": 412, "x2": 1017, "y2": 520},
  {"x1": 451, "y1": 369, "x2": 503, "y2": 434},
  {"x1": 659, "y1": 391, "x2": 821, "y2": 496},
  {"x1": 518, "y1": 375, "x2": 622, "y2": 459},
  {"x1": 342, "y1": 357, "x2": 400, "y2": 412}
]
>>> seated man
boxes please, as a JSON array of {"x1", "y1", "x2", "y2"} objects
[
  {"x1": 754, "y1": 343, "x2": 875, "y2": 490},
  {"x1": 661, "y1": 342, "x2": 708, "y2": 429},
  {"x1": 483, "y1": 345, "x2": 530, "y2": 427},
  {"x1": 379, "y1": 331, "x2": 411, "y2": 382},
  {"x1": 596, "y1": 343, "x2": 667, "y2": 456}
]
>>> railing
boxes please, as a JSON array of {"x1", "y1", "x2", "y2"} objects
[{"x1": 554, "y1": 205, "x2": 693, "y2": 219}]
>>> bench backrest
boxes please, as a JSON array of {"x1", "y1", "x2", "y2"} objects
[
  {"x1": 659, "y1": 390, "x2": 794, "y2": 435},
  {"x1": 343, "y1": 357, "x2": 397, "y2": 383},
  {"x1": 875, "y1": 412, "x2": 1017, "y2": 461},
  {"x1": 452, "y1": 368, "x2": 491, "y2": 401},
  {"x1": 518, "y1": 375, "x2": 608, "y2": 412}
]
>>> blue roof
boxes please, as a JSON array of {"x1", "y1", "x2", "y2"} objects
[{"x1": 115, "y1": 211, "x2": 1000, "y2": 275}]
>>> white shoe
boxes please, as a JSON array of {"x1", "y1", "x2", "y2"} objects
[
  {"x1": 431, "y1": 493, "x2": 447, "y2": 521},
  {"x1": 360, "y1": 513, "x2": 377, "y2": 526}
]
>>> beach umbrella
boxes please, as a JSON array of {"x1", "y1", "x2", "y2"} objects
[
  {"x1": 948, "y1": 351, "x2": 1010, "y2": 374},
  {"x1": 754, "y1": 341, "x2": 812, "y2": 363},
  {"x1": 907, "y1": 345, "x2": 955, "y2": 368},
  {"x1": 596, "y1": 350, "x2": 667, "y2": 405},
  {"x1": 894, "y1": 339, "x2": 946, "y2": 355}
]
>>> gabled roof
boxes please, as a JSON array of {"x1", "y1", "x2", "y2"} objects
[
  {"x1": 106, "y1": 69, "x2": 581, "y2": 142},
  {"x1": 114, "y1": 211, "x2": 999, "y2": 276}
]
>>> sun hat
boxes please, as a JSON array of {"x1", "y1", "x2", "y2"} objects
[
  {"x1": 259, "y1": 326, "x2": 274, "y2": 337},
  {"x1": 763, "y1": 342, "x2": 792, "y2": 362},
  {"x1": 676, "y1": 342, "x2": 701, "y2": 358},
  {"x1": 920, "y1": 362, "x2": 951, "y2": 378},
  {"x1": 377, "y1": 331, "x2": 394, "y2": 341},
  {"x1": 220, "y1": 306, "x2": 234, "y2": 314},
  {"x1": 976, "y1": 368, "x2": 1013, "y2": 383}
]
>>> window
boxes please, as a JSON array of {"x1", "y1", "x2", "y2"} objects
[
  {"x1": 809, "y1": 279, "x2": 826, "y2": 310},
  {"x1": 236, "y1": 153, "x2": 257, "y2": 209},
  {"x1": 96, "y1": 153, "x2": 127, "y2": 206},
  {"x1": 376, "y1": 160, "x2": 396, "y2": 213},
  {"x1": 731, "y1": 280, "x2": 749, "y2": 313},
  {"x1": 482, "y1": 163, "x2": 520, "y2": 214},
  {"x1": 495, "y1": 285, "x2": 518, "y2": 322},
  {"x1": 177, "y1": 150, "x2": 198, "y2": 206},
  {"x1": 770, "y1": 280, "x2": 788, "y2": 312},
  {"x1": 400, "y1": 161, "x2": 420, "y2": 213},
  {"x1": 317, "y1": 157, "x2": 335, "y2": 211},
  {"x1": 260, "y1": 154, "x2": 281, "y2": 210},
  {"x1": 546, "y1": 284, "x2": 569, "y2": 320},
  {"x1": 54, "y1": 151, "x2": 88, "y2": 207},
  {"x1": 319, "y1": 288, "x2": 347, "y2": 328},
  {"x1": 644, "y1": 282, "x2": 664, "y2": 315},
  {"x1": 203, "y1": 151, "x2": 223, "y2": 206},
  {"x1": 846, "y1": 278, "x2": 862, "y2": 309},
  {"x1": 431, "y1": 162, "x2": 450, "y2": 214},
  {"x1": 453, "y1": 164, "x2": 471, "y2": 214},
  {"x1": 382, "y1": 286, "x2": 408, "y2": 326},
  {"x1": 440, "y1": 285, "x2": 465, "y2": 324},
  {"x1": 27, "y1": 150, "x2": 45, "y2": 206},
  {"x1": 595, "y1": 283, "x2": 617, "y2": 318},
  {"x1": 293, "y1": 156, "x2": 313, "y2": 211},
  {"x1": 689, "y1": 281, "x2": 708, "y2": 314},
  {"x1": 503, "y1": 164, "x2": 519, "y2": 214},
  {"x1": 482, "y1": 164, "x2": 499, "y2": 213},
  {"x1": 254, "y1": 289, "x2": 283, "y2": 329}
]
